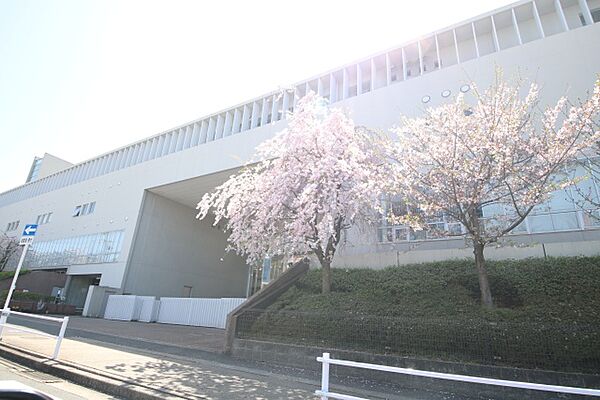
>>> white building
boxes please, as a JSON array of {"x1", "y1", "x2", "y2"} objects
[{"x1": 1, "y1": 0, "x2": 599, "y2": 308}]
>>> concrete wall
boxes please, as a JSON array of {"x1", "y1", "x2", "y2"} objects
[
  {"x1": 37, "y1": 153, "x2": 73, "y2": 180},
  {"x1": 122, "y1": 191, "x2": 249, "y2": 298}
]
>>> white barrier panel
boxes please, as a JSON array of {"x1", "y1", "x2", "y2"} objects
[
  {"x1": 104, "y1": 295, "x2": 138, "y2": 321},
  {"x1": 155, "y1": 298, "x2": 192, "y2": 325},
  {"x1": 138, "y1": 299, "x2": 160, "y2": 323},
  {"x1": 133, "y1": 296, "x2": 156, "y2": 321},
  {"x1": 104, "y1": 296, "x2": 244, "y2": 328},
  {"x1": 157, "y1": 298, "x2": 245, "y2": 329}
]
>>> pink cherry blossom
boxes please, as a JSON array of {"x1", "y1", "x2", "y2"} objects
[
  {"x1": 197, "y1": 92, "x2": 387, "y2": 293},
  {"x1": 385, "y1": 72, "x2": 600, "y2": 307}
]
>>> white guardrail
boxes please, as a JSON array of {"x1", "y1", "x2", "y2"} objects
[
  {"x1": 316, "y1": 353, "x2": 600, "y2": 400},
  {"x1": 0, "y1": 308, "x2": 69, "y2": 360}
]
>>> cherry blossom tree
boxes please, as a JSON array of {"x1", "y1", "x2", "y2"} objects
[
  {"x1": 0, "y1": 233, "x2": 20, "y2": 272},
  {"x1": 386, "y1": 74, "x2": 600, "y2": 307},
  {"x1": 196, "y1": 93, "x2": 386, "y2": 294}
]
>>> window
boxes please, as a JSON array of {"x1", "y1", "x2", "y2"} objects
[
  {"x1": 36, "y1": 212, "x2": 52, "y2": 225},
  {"x1": 377, "y1": 161, "x2": 600, "y2": 243},
  {"x1": 24, "y1": 230, "x2": 124, "y2": 268},
  {"x1": 5, "y1": 220, "x2": 19, "y2": 232},
  {"x1": 579, "y1": 8, "x2": 600, "y2": 25},
  {"x1": 73, "y1": 201, "x2": 96, "y2": 217}
]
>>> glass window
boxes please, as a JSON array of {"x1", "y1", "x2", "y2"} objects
[
  {"x1": 26, "y1": 230, "x2": 125, "y2": 267},
  {"x1": 551, "y1": 212, "x2": 580, "y2": 231},
  {"x1": 528, "y1": 215, "x2": 553, "y2": 233},
  {"x1": 409, "y1": 228, "x2": 427, "y2": 241},
  {"x1": 395, "y1": 227, "x2": 408, "y2": 241}
]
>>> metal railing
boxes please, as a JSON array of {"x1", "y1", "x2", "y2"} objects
[
  {"x1": 0, "y1": 308, "x2": 69, "y2": 359},
  {"x1": 315, "y1": 353, "x2": 600, "y2": 400}
]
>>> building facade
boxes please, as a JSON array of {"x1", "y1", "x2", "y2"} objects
[{"x1": 1, "y1": 0, "x2": 599, "y2": 307}]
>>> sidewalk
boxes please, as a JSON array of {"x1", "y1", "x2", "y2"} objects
[
  {"x1": 0, "y1": 324, "x2": 319, "y2": 399},
  {"x1": 0, "y1": 324, "x2": 432, "y2": 400}
]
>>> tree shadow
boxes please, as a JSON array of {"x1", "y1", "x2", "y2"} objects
[{"x1": 104, "y1": 358, "x2": 319, "y2": 400}]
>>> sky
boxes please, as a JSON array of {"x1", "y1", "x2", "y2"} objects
[{"x1": 0, "y1": 0, "x2": 513, "y2": 193}]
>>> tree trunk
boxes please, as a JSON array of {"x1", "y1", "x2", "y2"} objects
[
  {"x1": 474, "y1": 242, "x2": 493, "y2": 308},
  {"x1": 321, "y1": 260, "x2": 332, "y2": 294}
]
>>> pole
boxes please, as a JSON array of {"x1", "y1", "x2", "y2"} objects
[
  {"x1": 52, "y1": 316, "x2": 69, "y2": 359},
  {"x1": 320, "y1": 352, "x2": 330, "y2": 400}
]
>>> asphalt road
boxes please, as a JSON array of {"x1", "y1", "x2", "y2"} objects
[{"x1": 0, "y1": 357, "x2": 119, "y2": 400}]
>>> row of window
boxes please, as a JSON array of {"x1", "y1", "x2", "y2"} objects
[
  {"x1": 5, "y1": 201, "x2": 98, "y2": 231},
  {"x1": 73, "y1": 201, "x2": 96, "y2": 217},
  {"x1": 378, "y1": 209, "x2": 600, "y2": 243},
  {"x1": 36, "y1": 212, "x2": 53, "y2": 225},
  {"x1": 378, "y1": 164, "x2": 600, "y2": 243},
  {"x1": 23, "y1": 230, "x2": 124, "y2": 269},
  {"x1": 5, "y1": 220, "x2": 19, "y2": 232}
]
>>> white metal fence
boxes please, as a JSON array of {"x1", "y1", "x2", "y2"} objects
[
  {"x1": 0, "y1": 308, "x2": 69, "y2": 360},
  {"x1": 104, "y1": 295, "x2": 244, "y2": 329},
  {"x1": 103, "y1": 295, "x2": 155, "y2": 321},
  {"x1": 315, "y1": 353, "x2": 600, "y2": 400}
]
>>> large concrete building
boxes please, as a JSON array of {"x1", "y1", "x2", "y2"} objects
[{"x1": 1, "y1": 0, "x2": 599, "y2": 308}]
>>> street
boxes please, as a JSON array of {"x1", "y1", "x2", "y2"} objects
[{"x1": 0, "y1": 356, "x2": 119, "y2": 400}]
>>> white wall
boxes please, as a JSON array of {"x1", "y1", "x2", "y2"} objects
[{"x1": 122, "y1": 191, "x2": 248, "y2": 298}]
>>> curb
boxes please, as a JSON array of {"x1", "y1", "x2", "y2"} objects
[{"x1": 0, "y1": 342, "x2": 206, "y2": 400}]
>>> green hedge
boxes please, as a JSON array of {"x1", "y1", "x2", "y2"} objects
[
  {"x1": 268, "y1": 257, "x2": 600, "y2": 323},
  {"x1": 0, "y1": 269, "x2": 29, "y2": 281},
  {"x1": 0, "y1": 289, "x2": 53, "y2": 303},
  {"x1": 238, "y1": 256, "x2": 600, "y2": 373}
]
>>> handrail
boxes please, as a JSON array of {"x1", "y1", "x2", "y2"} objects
[
  {"x1": 316, "y1": 353, "x2": 600, "y2": 399},
  {"x1": 0, "y1": 308, "x2": 69, "y2": 359}
]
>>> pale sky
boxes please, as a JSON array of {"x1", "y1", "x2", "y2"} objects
[{"x1": 0, "y1": 0, "x2": 513, "y2": 193}]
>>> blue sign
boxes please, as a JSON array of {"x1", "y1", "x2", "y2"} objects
[{"x1": 22, "y1": 224, "x2": 38, "y2": 237}]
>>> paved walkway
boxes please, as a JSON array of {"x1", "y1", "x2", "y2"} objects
[
  {"x1": 8, "y1": 315, "x2": 226, "y2": 354},
  {"x1": 1, "y1": 324, "x2": 320, "y2": 400}
]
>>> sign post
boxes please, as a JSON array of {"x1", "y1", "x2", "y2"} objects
[{"x1": 0, "y1": 224, "x2": 37, "y2": 338}]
